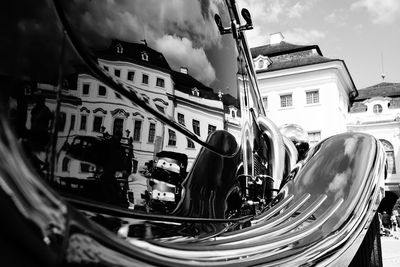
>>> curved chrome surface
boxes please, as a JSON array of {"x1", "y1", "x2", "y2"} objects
[
  {"x1": 257, "y1": 116, "x2": 285, "y2": 191},
  {"x1": 0, "y1": 0, "x2": 387, "y2": 266}
]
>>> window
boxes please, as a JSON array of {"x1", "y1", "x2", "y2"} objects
[
  {"x1": 141, "y1": 51, "x2": 148, "y2": 61},
  {"x1": 57, "y1": 112, "x2": 66, "y2": 132},
  {"x1": 192, "y1": 87, "x2": 200, "y2": 96},
  {"x1": 308, "y1": 131, "x2": 321, "y2": 146},
  {"x1": 92, "y1": 116, "x2": 103, "y2": 132},
  {"x1": 127, "y1": 71, "x2": 135, "y2": 81},
  {"x1": 133, "y1": 120, "x2": 142, "y2": 141},
  {"x1": 80, "y1": 115, "x2": 87, "y2": 131},
  {"x1": 380, "y1": 139, "x2": 396, "y2": 174},
  {"x1": 142, "y1": 74, "x2": 149, "y2": 84},
  {"x1": 62, "y1": 157, "x2": 70, "y2": 172},
  {"x1": 69, "y1": 114, "x2": 76, "y2": 131},
  {"x1": 168, "y1": 129, "x2": 176, "y2": 146},
  {"x1": 192, "y1": 119, "x2": 200, "y2": 136},
  {"x1": 103, "y1": 66, "x2": 109, "y2": 71},
  {"x1": 98, "y1": 85, "x2": 107, "y2": 96},
  {"x1": 187, "y1": 138, "x2": 195, "y2": 148},
  {"x1": 306, "y1": 90, "x2": 319, "y2": 104},
  {"x1": 208, "y1": 124, "x2": 216, "y2": 135},
  {"x1": 148, "y1": 123, "x2": 156, "y2": 143},
  {"x1": 114, "y1": 69, "x2": 121, "y2": 77},
  {"x1": 262, "y1": 96, "x2": 268, "y2": 110},
  {"x1": 115, "y1": 93, "x2": 122, "y2": 99},
  {"x1": 116, "y1": 44, "x2": 123, "y2": 54},
  {"x1": 373, "y1": 104, "x2": 383, "y2": 114},
  {"x1": 280, "y1": 94, "x2": 293, "y2": 108},
  {"x1": 132, "y1": 160, "x2": 138, "y2": 174},
  {"x1": 156, "y1": 78, "x2": 165, "y2": 88},
  {"x1": 155, "y1": 105, "x2": 165, "y2": 114},
  {"x1": 178, "y1": 113, "x2": 185, "y2": 125},
  {"x1": 82, "y1": 83, "x2": 90, "y2": 95},
  {"x1": 231, "y1": 110, "x2": 236, "y2": 118}
]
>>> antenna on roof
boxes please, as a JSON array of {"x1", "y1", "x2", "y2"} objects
[{"x1": 380, "y1": 52, "x2": 386, "y2": 81}]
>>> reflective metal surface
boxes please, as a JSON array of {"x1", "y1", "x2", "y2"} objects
[{"x1": 0, "y1": 0, "x2": 387, "y2": 266}]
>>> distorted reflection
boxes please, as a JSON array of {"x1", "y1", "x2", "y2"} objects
[{"x1": 2, "y1": 0, "x2": 252, "y2": 214}]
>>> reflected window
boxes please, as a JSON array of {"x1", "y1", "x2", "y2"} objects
[
  {"x1": 192, "y1": 120, "x2": 200, "y2": 136},
  {"x1": 80, "y1": 162, "x2": 91, "y2": 173},
  {"x1": 115, "y1": 93, "x2": 122, "y2": 99},
  {"x1": 98, "y1": 85, "x2": 107, "y2": 96},
  {"x1": 113, "y1": 118, "x2": 124, "y2": 136},
  {"x1": 80, "y1": 115, "x2": 87, "y2": 131},
  {"x1": 208, "y1": 124, "x2": 216, "y2": 135},
  {"x1": 262, "y1": 96, "x2": 268, "y2": 110},
  {"x1": 306, "y1": 90, "x2": 319, "y2": 104},
  {"x1": 191, "y1": 87, "x2": 200, "y2": 96},
  {"x1": 231, "y1": 110, "x2": 236, "y2": 118},
  {"x1": 141, "y1": 51, "x2": 148, "y2": 61},
  {"x1": 127, "y1": 71, "x2": 135, "y2": 81},
  {"x1": 148, "y1": 123, "x2": 156, "y2": 143},
  {"x1": 93, "y1": 116, "x2": 103, "y2": 132},
  {"x1": 308, "y1": 131, "x2": 321, "y2": 146},
  {"x1": 142, "y1": 74, "x2": 149, "y2": 85},
  {"x1": 82, "y1": 83, "x2": 90, "y2": 96},
  {"x1": 380, "y1": 139, "x2": 396, "y2": 174},
  {"x1": 178, "y1": 113, "x2": 185, "y2": 126},
  {"x1": 62, "y1": 157, "x2": 70, "y2": 172},
  {"x1": 187, "y1": 138, "x2": 195, "y2": 148},
  {"x1": 132, "y1": 160, "x2": 138, "y2": 174},
  {"x1": 168, "y1": 129, "x2": 176, "y2": 146},
  {"x1": 57, "y1": 112, "x2": 66, "y2": 132},
  {"x1": 156, "y1": 78, "x2": 165, "y2": 88},
  {"x1": 114, "y1": 69, "x2": 121, "y2": 78},
  {"x1": 69, "y1": 114, "x2": 76, "y2": 131},
  {"x1": 155, "y1": 105, "x2": 164, "y2": 114},
  {"x1": 116, "y1": 43, "x2": 123, "y2": 54},
  {"x1": 133, "y1": 120, "x2": 142, "y2": 141},
  {"x1": 373, "y1": 104, "x2": 383, "y2": 114},
  {"x1": 280, "y1": 94, "x2": 293, "y2": 108},
  {"x1": 103, "y1": 66, "x2": 109, "y2": 71}
]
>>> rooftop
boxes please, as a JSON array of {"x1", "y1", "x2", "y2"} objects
[{"x1": 355, "y1": 82, "x2": 400, "y2": 101}]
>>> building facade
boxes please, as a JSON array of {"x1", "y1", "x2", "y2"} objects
[
  {"x1": 26, "y1": 40, "x2": 240, "y2": 173},
  {"x1": 348, "y1": 82, "x2": 400, "y2": 195},
  {"x1": 251, "y1": 33, "x2": 357, "y2": 146}
]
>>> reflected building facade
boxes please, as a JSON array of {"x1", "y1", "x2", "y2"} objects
[{"x1": 25, "y1": 39, "x2": 241, "y2": 176}]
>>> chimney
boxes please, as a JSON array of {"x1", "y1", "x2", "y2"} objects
[
  {"x1": 180, "y1": 67, "x2": 188, "y2": 75},
  {"x1": 270, "y1": 32, "x2": 284, "y2": 45}
]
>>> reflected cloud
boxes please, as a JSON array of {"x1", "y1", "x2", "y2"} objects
[
  {"x1": 328, "y1": 168, "x2": 350, "y2": 201},
  {"x1": 65, "y1": 0, "x2": 223, "y2": 85},
  {"x1": 155, "y1": 35, "x2": 216, "y2": 86}
]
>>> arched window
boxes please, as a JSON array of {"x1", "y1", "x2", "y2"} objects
[
  {"x1": 373, "y1": 104, "x2": 383, "y2": 114},
  {"x1": 380, "y1": 139, "x2": 396, "y2": 174}
]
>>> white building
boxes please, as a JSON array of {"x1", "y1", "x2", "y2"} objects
[
  {"x1": 28, "y1": 40, "x2": 239, "y2": 172},
  {"x1": 251, "y1": 33, "x2": 357, "y2": 146},
  {"x1": 348, "y1": 82, "x2": 400, "y2": 195}
]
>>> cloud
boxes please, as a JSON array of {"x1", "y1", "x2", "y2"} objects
[
  {"x1": 328, "y1": 168, "x2": 351, "y2": 201},
  {"x1": 288, "y1": 2, "x2": 313, "y2": 19},
  {"x1": 63, "y1": 0, "x2": 223, "y2": 85},
  {"x1": 283, "y1": 28, "x2": 326, "y2": 44},
  {"x1": 351, "y1": 0, "x2": 400, "y2": 24},
  {"x1": 155, "y1": 35, "x2": 216, "y2": 86},
  {"x1": 324, "y1": 9, "x2": 348, "y2": 26},
  {"x1": 238, "y1": 0, "x2": 316, "y2": 23}
]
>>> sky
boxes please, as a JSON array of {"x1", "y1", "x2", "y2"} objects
[{"x1": 237, "y1": 0, "x2": 400, "y2": 89}]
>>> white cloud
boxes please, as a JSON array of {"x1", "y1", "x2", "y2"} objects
[
  {"x1": 284, "y1": 28, "x2": 326, "y2": 44},
  {"x1": 351, "y1": 0, "x2": 400, "y2": 24},
  {"x1": 288, "y1": 2, "x2": 313, "y2": 19},
  {"x1": 238, "y1": 0, "x2": 315, "y2": 23},
  {"x1": 155, "y1": 35, "x2": 216, "y2": 86}
]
